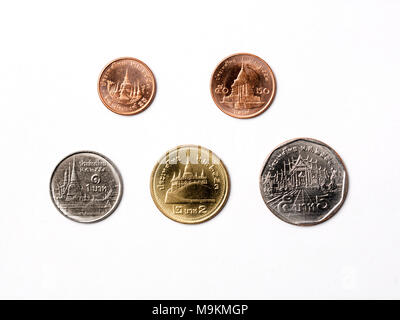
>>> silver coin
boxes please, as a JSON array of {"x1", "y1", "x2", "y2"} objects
[
  {"x1": 50, "y1": 151, "x2": 123, "y2": 223},
  {"x1": 260, "y1": 138, "x2": 348, "y2": 226}
]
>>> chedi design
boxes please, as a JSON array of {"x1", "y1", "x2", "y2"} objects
[
  {"x1": 54, "y1": 158, "x2": 115, "y2": 215},
  {"x1": 106, "y1": 69, "x2": 143, "y2": 105},
  {"x1": 50, "y1": 152, "x2": 122, "y2": 223},
  {"x1": 221, "y1": 62, "x2": 262, "y2": 109},
  {"x1": 165, "y1": 152, "x2": 215, "y2": 204}
]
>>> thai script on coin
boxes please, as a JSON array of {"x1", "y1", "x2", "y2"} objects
[
  {"x1": 260, "y1": 138, "x2": 348, "y2": 226},
  {"x1": 150, "y1": 145, "x2": 230, "y2": 224},
  {"x1": 50, "y1": 151, "x2": 123, "y2": 223},
  {"x1": 211, "y1": 53, "x2": 276, "y2": 119},
  {"x1": 98, "y1": 57, "x2": 156, "y2": 115}
]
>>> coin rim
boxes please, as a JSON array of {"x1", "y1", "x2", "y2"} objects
[
  {"x1": 150, "y1": 144, "x2": 230, "y2": 224},
  {"x1": 49, "y1": 150, "x2": 124, "y2": 223},
  {"x1": 259, "y1": 137, "x2": 349, "y2": 226},
  {"x1": 97, "y1": 57, "x2": 156, "y2": 116},
  {"x1": 210, "y1": 52, "x2": 277, "y2": 119}
]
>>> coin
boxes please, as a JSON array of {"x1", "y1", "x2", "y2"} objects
[
  {"x1": 210, "y1": 53, "x2": 276, "y2": 119},
  {"x1": 150, "y1": 145, "x2": 230, "y2": 224},
  {"x1": 50, "y1": 151, "x2": 123, "y2": 223},
  {"x1": 98, "y1": 57, "x2": 156, "y2": 115},
  {"x1": 259, "y1": 138, "x2": 348, "y2": 226}
]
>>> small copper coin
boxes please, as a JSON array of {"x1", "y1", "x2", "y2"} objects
[
  {"x1": 98, "y1": 57, "x2": 156, "y2": 115},
  {"x1": 210, "y1": 53, "x2": 276, "y2": 119}
]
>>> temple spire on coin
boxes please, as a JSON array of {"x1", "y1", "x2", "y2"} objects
[
  {"x1": 183, "y1": 149, "x2": 194, "y2": 178},
  {"x1": 122, "y1": 69, "x2": 130, "y2": 86}
]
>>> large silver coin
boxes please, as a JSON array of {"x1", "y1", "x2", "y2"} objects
[
  {"x1": 50, "y1": 151, "x2": 123, "y2": 223},
  {"x1": 260, "y1": 138, "x2": 348, "y2": 226}
]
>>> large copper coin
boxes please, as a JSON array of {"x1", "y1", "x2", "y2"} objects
[
  {"x1": 259, "y1": 138, "x2": 348, "y2": 226},
  {"x1": 150, "y1": 145, "x2": 230, "y2": 224},
  {"x1": 98, "y1": 57, "x2": 156, "y2": 115},
  {"x1": 210, "y1": 53, "x2": 276, "y2": 119}
]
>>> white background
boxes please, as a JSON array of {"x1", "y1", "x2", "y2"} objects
[{"x1": 0, "y1": 0, "x2": 399, "y2": 299}]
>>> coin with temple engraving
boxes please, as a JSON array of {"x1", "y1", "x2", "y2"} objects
[
  {"x1": 98, "y1": 57, "x2": 156, "y2": 115},
  {"x1": 150, "y1": 145, "x2": 230, "y2": 224},
  {"x1": 50, "y1": 151, "x2": 123, "y2": 223},
  {"x1": 211, "y1": 53, "x2": 276, "y2": 119},
  {"x1": 260, "y1": 138, "x2": 348, "y2": 226}
]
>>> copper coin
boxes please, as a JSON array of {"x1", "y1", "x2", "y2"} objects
[
  {"x1": 98, "y1": 57, "x2": 156, "y2": 115},
  {"x1": 210, "y1": 53, "x2": 276, "y2": 119}
]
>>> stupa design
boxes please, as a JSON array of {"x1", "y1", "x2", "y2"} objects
[
  {"x1": 222, "y1": 62, "x2": 262, "y2": 109},
  {"x1": 106, "y1": 69, "x2": 143, "y2": 104},
  {"x1": 55, "y1": 158, "x2": 115, "y2": 216},
  {"x1": 165, "y1": 153, "x2": 215, "y2": 204},
  {"x1": 57, "y1": 158, "x2": 84, "y2": 201}
]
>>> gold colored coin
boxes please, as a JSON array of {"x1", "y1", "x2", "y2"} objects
[{"x1": 150, "y1": 145, "x2": 230, "y2": 224}]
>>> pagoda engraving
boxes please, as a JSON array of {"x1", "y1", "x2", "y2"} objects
[
  {"x1": 165, "y1": 151, "x2": 215, "y2": 204},
  {"x1": 106, "y1": 69, "x2": 143, "y2": 104},
  {"x1": 57, "y1": 158, "x2": 84, "y2": 201},
  {"x1": 55, "y1": 157, "x2": 116, "y2": 216},
  {"x1": 222, "y1": 62, "x2": 262, "y2": 109}
]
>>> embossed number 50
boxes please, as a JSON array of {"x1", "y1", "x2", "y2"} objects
[{"x1": 256, "y1": 87, "x2": 270, "y2": 95}]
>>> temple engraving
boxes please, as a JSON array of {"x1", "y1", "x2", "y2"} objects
[
  {"x1": 54, "y1": 157, "x2": 116, "y2": 216},
  {"x1": 221, "y1": 62, "x2": 263, "y2": 109},
  {"x1": 260, "y1": 139, "x2": 347, "y2": 225},
  {"x1": 262, "y1": 153, "x2": 340, "y2": 214},
  {"x1": 106, "y1": 69, "x2": 143, "y2": 105},
  {"x1": 165, "y1": 151, "x2": 215, "y2": 204}
]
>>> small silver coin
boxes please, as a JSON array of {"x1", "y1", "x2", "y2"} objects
[
  {"x1": 260, "y1": 138, "x2": 348, "y2": 226},
  {"x1": 50, "y1": 151, "x2": 123, "y2": 223}
]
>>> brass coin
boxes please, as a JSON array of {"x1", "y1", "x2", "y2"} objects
[
  {"x1": 150, "y1": 145, "x2": 230, "y2": 224},
  {"x1": 210, "y1": 53, "x2": 276, "y2": 119},
  {"x1": 98, "y1": 57, "x2": 156, "y2": 115}
]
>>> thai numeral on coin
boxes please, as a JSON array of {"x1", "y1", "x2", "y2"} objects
[
  {"x1": 215, "y1": 84, "x2": 229, "y2": 94},
  {"x1": 91, "y1": 174, "x2": 101, "y2": 184},
  {"x1": 256, "y1": 87, "x2": 270, "y2": 95},
  {"x1": 174, "y1": 205, "x2": 207, "y2": 215}
]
